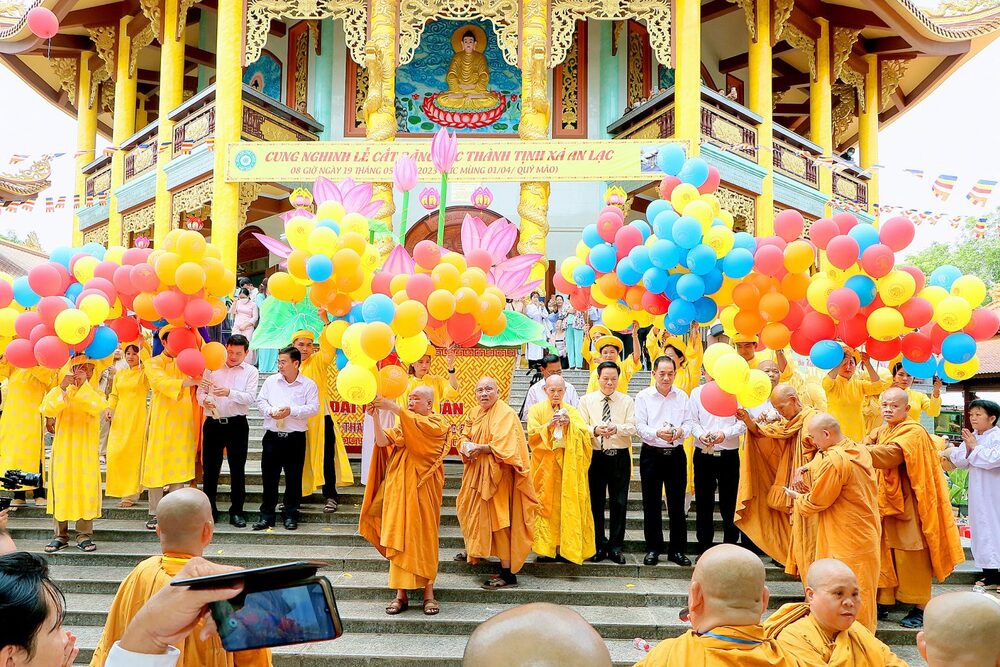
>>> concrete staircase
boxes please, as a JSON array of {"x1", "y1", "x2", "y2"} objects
[{"x1": 5, "y1": 367, "x2": 972, "y2": 665}]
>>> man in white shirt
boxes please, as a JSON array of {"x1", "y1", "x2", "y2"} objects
[
  {"x1": 689, "y1": 374, "x2": 747, "y2": 555},
  {"x1": 520, "y1": 353, "x2": 579, "y2": 420},
  {"x1": 635, "y1": 355, "x2": 693, "y2": 567},
  {"x1": 578, "y1": 361, "x2": 636, "y2": 564},
  {"x1": 254, "y1": 346, "x2": 319, "y2": 531},
  {"x1": 197, "y1": 334, "x2": 260, "y2": 528}
]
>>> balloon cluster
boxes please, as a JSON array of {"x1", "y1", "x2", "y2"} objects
[
  {"x1": 697, "y1": 343, "x2": 773, "y2": 416},
  {"x1": 556, "y1": 144, "x2": 747, "y2": 335}
]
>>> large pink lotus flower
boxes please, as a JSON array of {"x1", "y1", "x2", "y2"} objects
[
  {"x1": 393, "y1": 155, "x2": 417, "y2": 192},
  {"x1": 460, "y1": 214, "x2": 542, "y2": 298},
  {"x1": 430, "y1": 127, "x2": 458, "y2": 174},
  {"x1": 312, "y1": 176, "x2": 382, "y2": 218},
  {"x1": 252, "y1": 232, "x2": 291, "y2": 259}
]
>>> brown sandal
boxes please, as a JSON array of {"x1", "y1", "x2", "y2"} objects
[
  {"x1": 453, "y1": 551, "x2": 467, "y2": 562},
  {"x1": 422, "y1": 598, "x2": 440, "y2": 615},
  {"x1": 385, "y1": 598, "x2": 408, "y2": 615},
  {"x1": 482, "y1": 576, "x2": 517, "y2": 590},
  {"x1": 117, "y1": 499, "x2": 135, "y2": 508}
]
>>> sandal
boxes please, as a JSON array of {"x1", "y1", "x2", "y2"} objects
[
  {"x1": 117, "y1": 499, "x2": 135, "y2": 508},
  {"x1": 422, "y1": 598, "x2": 440, "y2": 616},
  {"x1": 145, "y1": 517, "x2": 158, "y2": 530},
  {"x1": 482, "y1": 576, "x2": 517, "y2": 590},
  {"x1": 385, "y1": 598, "x2": 408, "y2": 615},
  {"x1": 324, "y1": 499, "x2": 338, "y2": 513},
  {"x1": 76, "y1": 539, "x2": 97, "y2": 552},
  {"x1": 453, "y1": 551, "x2": 468, "y2": 562},
  {"x1": 44, "y1": 539, "x2": 68, "y2": 553}
]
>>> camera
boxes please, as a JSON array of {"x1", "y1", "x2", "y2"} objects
[{"x1": 1, "y1": 470, "x2": 43, "y2": 491}]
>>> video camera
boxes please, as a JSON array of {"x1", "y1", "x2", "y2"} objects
[{"x1": 0, "y1": 470, "x2": 43, "y2": 511}]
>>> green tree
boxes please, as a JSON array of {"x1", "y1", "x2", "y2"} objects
[{"x1": 904, "y1": 210, "x2": 1000, "y2": 288}]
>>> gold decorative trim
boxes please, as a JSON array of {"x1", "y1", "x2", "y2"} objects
[
  {"x1": 832, "y1": 27, "x2": 861, "y2": 81},
  {"x1": 123, "y1": 205, "x2": 155, "y2": 235},
  {"x1": 726, "y1": 0, "x2": 756, "y2": 42},
  {"x1": 87, "y1": 25, "x2": 117, "y2": 107},
  {"x1": 840, "y1": 64, "x2": 866, "y2": 112},
  {"x1": 130, "y1": 22, "x2": 155, "y2": 78},
  {"x1": 238, "y1": 183, "x2": 263, "y2": 228},
  {"x1": 82, "y1": 223, "x2": 109, "y2": 246},
  {"x1": 831, "y1": 81, "x2": 856, "y2": 141},
  {"x1": 177, "y1": 0, "x2": 198, "y2": 40},
  {"x1": 716, "y1": 186, "x2": 755, "y2": 234},
  {"x1": 363, "y1": 0, "x2": 397, "y2": 142},
  {"x1": 550, "y1": 0, "x2": 671, "y2": 67},
  {"x1": 139, "y1": 0, "x2": 161, "y2": 40},
  {"x1": 880, "y1": 58, "x2": 907, "y2": 112},
  {"x1": 171, "y1": 179, "x2": 214, "y2": 222},
  {"x1": 398, "y1": 0, "x2": 519, "y2": 66},
  {"x1": 245, "y1": 0, "x2": 367, "y2": 66},
  {"x1": 49, "y1": 58, "x2": 78, "y2": 107},
  {"x1": 100, "y1": 80, "x2": 115, "y2": 113},
  {"x1": 784, "y1": 24, "x2": 815, "y2": 81},
  {"x1": 773, "y1": 0, "x2": 795, "y2": 40}
]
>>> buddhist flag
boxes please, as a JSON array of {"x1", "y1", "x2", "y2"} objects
[
  {"x1": 158, "y1": 141, "x2": 172, "y2": 154},
  {"x1": 44, "y1": 198, "x2": 54, "y2": 213},
  {"x1": 904, "y1": 169, "x2": 924, "y2": 179},
  {"x1": 8, "y1": 154, "x2": 28, "y2": 164},
  {"x1": 21, "y1": 200, "x2": 35, "y2": 212},
  {"x1": 966, "y1": 179, "x2": 998, "y2": 207},
  {"x1": 55, "y1": 196, "x2": 66, "y2": 209},
  {"x1": 932, "y1": 174, "x2": 958, "y2": 200},
  {"x1": 72, "y1": 194, "x2": 81, "y2": 209}
]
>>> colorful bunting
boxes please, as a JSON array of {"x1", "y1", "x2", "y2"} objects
[
  {"x1": 932, "y1": 174, "x2": 958, "y2": 200},
  {"x1": 966, "y1": 179, "x2": 998, "y2": 207}
]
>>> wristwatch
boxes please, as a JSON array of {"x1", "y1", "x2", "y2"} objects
[{"x1": 449, "y1": 368, "x2": 456, "y2": 373}]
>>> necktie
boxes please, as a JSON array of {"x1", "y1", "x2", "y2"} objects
[{"x1": 602, "y1": 396, "x2": 612, "y2": 450}]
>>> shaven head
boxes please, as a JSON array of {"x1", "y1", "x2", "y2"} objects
[
  {"x1": 408, "y1": 385, "x2": 434, "y2": 415},
  {"x1": 770, "y1": 384, "x2": 803, "y2": 421},
  {"x1": 463, "y1": 602, "x2": 610, "y2": 667},
  {"x1": 918, "y1": 592, "x2": 1000, "y2": 667},
  {"x1": 880, "y1": 386, "x2": 910, "y2": 427},
  {"x1": 807, "y1": 412, "x2": 843, "y2": 451},
  {"x1": 475, "y1": 377, "x2": 499, "y2": 411},
  {"x1": 758, "y1": 360, "x2": 781, "y2": 388},
  {"x1": 688, "y1": 544, "x2": 769, "y2": 633},
  {"x1": 805, "y1": 559, "x2": 861, "y2": 634},
  {"x1": 544, "y1": 374, "x2": 566, "y2": 406},
  {"x1": 155, "y1": 488, "x2": 214, "y2": 557}
]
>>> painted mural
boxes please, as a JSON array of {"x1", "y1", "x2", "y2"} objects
[{"x1": 243, "y1": 49, "x2": 283, "y2": 102}]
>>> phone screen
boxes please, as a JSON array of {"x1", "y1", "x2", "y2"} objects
[{"x1": 211, "y1": 580, "x2": 341, "y2": 651}]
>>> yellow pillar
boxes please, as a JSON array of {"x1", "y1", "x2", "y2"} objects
[
  {"x1": 811, "y1": 19, "x2": 833, "y2": 209},
  {"x1": 109, "y1": 15, "x2": 138, "y2": 247},
  {"x1": 748, "y1": 0, "x2": 773, "y2": 236},
  {"x1": 73, "y1": 53, "x2": 98, "y2": 248},
  {"x1": 674, "y1": 0, "x2": 702, "y2": 154},
  {"x1": 153, "y1": 0, "x2": 186, "y2": 246},
  {"x1": 516, "y1": 0, "x2": 551, "y2": 283},
  {"x1": 859, "y1": 54, "x2": 879, "y2": 218},
  {"x1": 364, "y1": 0, "x2": 398, "y2": 232},
  {"x1": 210, "y1": 0, "x2": 243, "y2": 272}
]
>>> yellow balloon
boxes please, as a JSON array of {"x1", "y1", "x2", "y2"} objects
[
  {"x1": 671, "y1": 183, "x2": 700, "y2": 214},
  {"x1": 153, "y1": 253, "x2": 180, "y2": 286},
  {"x1": 440, "y1": 252, "x2": 468, "y2": 273},
  {"x1": 591, "y1": 282, "x2": 613, "y2": 306},
  {"x1": 703, "y1": 226, "x2": 734, "y2": 258},
  {"x1": 0, "y1": 307, "x2": 17, "y2": 337},
  {"x1": 267, "y1": 272, "x2": 306, "y2": 303},
  {"x1": 736, "y1": 369, "x2": 772, "y2": 408},
  {"x1": 285, "y1": 216, "x2": 315, "y2": 251},
  {"x1": 934, "y1": 295, "x2": 973, "y2": 332},
  {"x1": 79, "y1": 293, "x2": 110, "y2": 326},
  {"x1": 806, "y1": 275, "x2": 837, "y2": 315},
  {"x1": 175, "y1": 262, "x2": 206, "y2": 296},
  {"x1": 867, "y1": 307, "x2": 905, "y2": 341},
  {"x1": 719, "y1": 304, "x2": 738, "y2": 337},
  {"x1": 161, "y1": 229, "x2": 183, "y2": 253},
  {"x1": 389, "y1": 273, "x2": 409, "y2": 295},
  {"x1": 104, "y1": 246, "x2": 126, "y2": 265},
  {"x1": 339, "y1": 232, "x2": 368, "y2": 256},
  {"x1": 335, "y1": 363, "x2": 378, "y2": 405},
  {"x1": 396, "y1": 332, "x2": 429, "y2": 364},
  {"x1": 714, "y1": 355, "x2": 750, "y2": 394},
  {"x1": 783, "y1": 240, "x2": 815, "y2": 274},
  {"x1": 718, "y1": 210, "x2": 735, "y2": 230},
  {"x1": 108, "y1": 299, "x2": 123, "y2": 319},
  {"x1": 561, "y1": 257, "x2": 583, "y2": 282},
  {"x1": 951, "y1": 274, "x2": 987, "y2": 308},
  {"x1": 427, "y1": 289, "x2": 457, "y2": 320},
  {"x1": 203, "y1": 257, "x2": 228, "y2": 297},
  {"x1": 460, "y1": 268, "x2": 488, "y2": 294},
  {"x1": 877, "y1": 271, "x2": 916, "y2": 307},
  {"x1": 944, "y1": 357, "x2": 980, "y2": 381},
  {"x1": 392, "y1": 301, "x2": 428, "y2": 338},
  {"x1": 73, "y1": 256, "x2": 99, "y2": 284},
  {"x1": 54, "y1": 308, "x2": 91, "y2": 345},
  {"x1": 308, "y1": 226, "x2": 339, "y2": 256},
  {"x1": 575, "y1": 241, "x2": 590, "y2": 261},
  {"x1": 683, "y1": 200, "x2": 714, "y2": 231},
  {"x1": 392, "y1": 291, "x2": 409, "y2": 305},
  {"x1": 176, "y1": 230, "x2": 207, "y2": 263},
  {"x1": 316, "y1": 200, "x2": 346, "y2": 222},
  {"x1": 340, "y1": 212, "x2": 370, "y2": 237},
  {"x1": 602, "y1": 302, "x2": 633, "y2": 332},
  {"x1": 361, "y1": 321, "x2": 395, "y2": 361},
  {"x1": 704, "y1": 342, "x2": 739, "y2": 378},
  {"x1": 700, "y1": 194, "x2": 722, "y2": 218},
  {"x1": 341, "y1": 324, "x2": 372, "y2": 364},
  {"x1": 324, "y1": 319, "x2": 349, "y2": 348},
  {"x1": 204, "y1": 244, "x2": 222, "y2": 261},
  {"x1": 919, "y1": 285, "x2": 949, "y2": 308},
  {"x1": 361, "y1": 246, "x2": 381, "y2": 273},
  {"x1": 455, "y1": 287, "x2": 479, "y2": 314},
  {"x1": 431, "y1": 263, "x2": 461, "y2": 292}
]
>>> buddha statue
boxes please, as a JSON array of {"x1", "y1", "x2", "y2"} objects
[{"x1": 436, "y1": 30, "x2": 497, "y2": 111}]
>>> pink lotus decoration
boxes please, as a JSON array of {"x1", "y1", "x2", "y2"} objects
[
  {"x1": 312, "y1": 177, "x2": 382, "y2": 218},
  {"x1": 471, "y1": 186, "x2": 493, "y2": 210},
  {"x1": 430, "y1": 128, "x2": 458, "y2": 173},
  {"x1": 419, "y1": 187, "x2": 440, "y2": 210},
  {"x1": 393, "y1": 155, "x2": 418, "y2": 192}
]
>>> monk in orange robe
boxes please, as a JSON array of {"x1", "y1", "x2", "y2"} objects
[
  {"x1": 765, "y1": 559, "x2": 907, "y2": 667},
  {"x1": 90, "y1": 488, "x2": 271, "y2": 667},
  {"x1": 360, "y1": 386, "x2": 449, "y2": 616},
  {"x1": 455, "y1": 377, "x2": 538, "y2": 589},
  {"x1": 634, "y1": 544, "x2": 801, "y2": 666},
  {"x1": 785, "y1": 413, "x2": 882, "y2": 631},
  {"x1": 864, "y1": 387, "x2": 964, "y2": 629},
  {"x1": 918, "y1": 592, "x2": 1000, "y2": 667},
  {"x1": 735, "y1": 384, "x2": 818, "y2": 571}
]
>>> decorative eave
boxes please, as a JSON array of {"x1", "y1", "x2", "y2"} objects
[
  {"x1": 0, "y1": 156, "x2": 52, "y2": 200},
  {"x1": 887, "y1": 0, "x2": 1000, "y2": 41}
]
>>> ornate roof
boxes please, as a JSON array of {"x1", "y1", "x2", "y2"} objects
[
  {"x1": 893, "y1": 0, "x2": 1000, "y2": 39},
  {"x1": 0, "y1": 236, "x2": 48, "y2": 277},
  {"x1": 0, "y1": 156, "x2": 52, "y2": 200}
]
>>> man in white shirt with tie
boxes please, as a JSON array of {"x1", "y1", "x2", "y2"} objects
[
  {"x1": 254, "y1": 346, "x2": 319, "y2": 531},
  {"x1": 520, "y1": 353, "x2": 579, "y2": 420},
  {"x1": 196, "y1": 334, "x2": 259, "y2": 528},
  {"x1": 578, "y1": 361, "x2": 636, "y2": 564},
  {"x1": 635, "y1": 355, "x2": 693, "y2": 567}
]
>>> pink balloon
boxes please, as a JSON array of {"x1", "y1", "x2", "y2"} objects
[
  {"x1": 901, "y1": 331, "x2": 932, "y2": 362},
  {"x1": 614, "y1": 225, "x2": 643, "y2": 255},
  {"x1": 466, "y1": 248, "x2": 493, "y2": 272},
  {"x1": 697, "y1": 167, "x2": 721, "y2": 195},
  {"x1": 753, "y1": 245, "x2": 785, "y2": 277},
  {"x1": 599, "y1": 206, "x2": 625, "y2": 223},
  {"x1": 826, "y1": 235, "x2": 860, "y2": 270},
  {"x1": 808, "y1": 219, "x2": 839, "y2": 251},
  {"x1": 29, "y1": 323, "x2": 52, "y2": 346},
  {"x1": 94, "y1": 261, "x2": 119, "y2": 283},
  {"x1": 413, "y1": 240, "x2": 441, "y2": 270},
  {"x1": 405, "y1": 273, "x2": 435, "y2": 303},
  {"x1": 184, "y1": 299, "x2": 214, "y2": 328},
  {"x1": 832, "y1": 212, "x2": 858, "y2": 235},
  {"x1": 371, "y1": 272, "x2": 394, "y2": 296},
  {"x1": 757, "y1": 235, "x2": 787, "y2": 251},
  {"x1": 28, "y1": 264, "x2": 63, "y2": 298},
  {"x1": 879, "y1": 216, "x2": 916, "y2": 253},
  {"x1": 35, "y1": 336, "x2": 70, "y2": 369},
  {"x1": 0, "y1": 280, "x2": 11, "y2": 309},
  {"x1": 596, "y1": 214, "x2": 623, "y2": 244},
  {"x1": 965, "y1": 308, "x2": 1000, "y2": 342},
  {"x1": 700, "y1": 381, "x2": 738, "y2": 417},
  {"x1": 897, "y1": 265, "x2": 926, "y2": 293},
  {"x1": 37, "y1": 295, "x2": 69, "y2": 328},
  {"x1": 860, "y1": 244, "x2": 895, "y2": 278},
  {"x1": 122, "y1": 248, "x2": 152, "y2": 266},
  {"x1": 14, "y1": 312, "x2": 41, "y2": 340},
  {"x1": 153, "y1": 290, "x2": 186, "y2": 320},
  {"x1": 113, "y1": 265, "x2": 138, "y2": 296},
  {"x1": 898, "y1": 297, "x2": 933, "y2": 329},
  {"x1": 827, "y1": 288, "x2": 860, "y2": 322},
  {"x1": 774, "y1": 209, "x2": 805, "y2": 243},
  {"x1": 659, "y1": 176, "x2": 682, "y2": 200},
  {"x1": 26, "y1": 7, "x2": 59, "y2": 40},
  {"x1": 84, "y1": 277, "x2": 117, "y2": 303},
  {"x1": 130, "y1": 263, "x2": 160, "y2": 293},
  {"x1": 176, "y1": 348, "x2": 206, "y2": 378},
  {"x1": 5, "y1": 339, "x2": 37, "y2": 368}
]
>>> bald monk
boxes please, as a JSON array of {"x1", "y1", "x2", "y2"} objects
[
  {"x1": 785, "y1": 413, "x2": 881, "y2": 631},
  {"x1": 864, "y1": 387, "x2": 964, "y2": 628},
  {"x1": 90, "y1": 488, "x2": 271, "y2": 667},
  {"x1": 360, "y1": 387, "x2": 450, "y2": 616},
  {"x1": 456, "y1": 377, "x2": 538, "y2": 589},
  {"x1": 463, "y1": 602, "x2": 611, "y2": 667},
  {"x1": 917, "y1": 592, "x2": 1000, "y2": 667},
  {"x1": 527, "y1": 375, "x2": 596, "y2": 565},
  {"x1": 735, "y1": 384, "x2": 819, "y2": 572},
  {"x1": 764, "y1": 559, "x2": 906, "y2": 666},
  {"x1": 634, "y1": 544, "x2": 801, "y2": 666},
  {"x1": 821, "y1": 349, "x2": 887, "y2": 442}
]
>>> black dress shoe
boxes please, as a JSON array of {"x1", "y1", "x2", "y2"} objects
[
  {"x1": 535, "y1": 555, "x2": 557, "y2": 563},
  {"x1": 590, "y1": 549, "x2": 607, "y2": 563},
  {"x1": 284, "y1": 518, "x2": 298, "y2": 530},
  {"x1": 229, "y1": 514, "x2": 247, "y2": 528},
  {"x1": 877, "y1": 604, "x2": 890, "y2": 620},
  {"x1": 609, "y1": 550, "x2": 626, "y2": 565},
  {"x1": 643, "y1": 551, "x2": 659, "y2": 566},
  {"x1": 252, "y1": 520, "x2": 272, "y2": 531},
  {"x1": 667, "y1": 552, "x2": 692, "y2": 566}
]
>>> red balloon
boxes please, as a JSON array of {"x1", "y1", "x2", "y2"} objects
[
  {"x1": 184, "y1": 299, "x2": 214, "y2": 328},
  {"x1": 371, "y1": 272, "x2": 394, "y2": 296},
  {"x1": 29, "y1": 323, "x2": 51, "y2": 346},
  {"x1": 809, "y1": 219, "x2": 839, "y2": 251},
  {"x1": 838, "y1": 315, "x2": 869, "y2": 349},
  {"x1": 927, "y1": 324, "x2": 950, "y2": 355},
  {"x1": 774, "y1": 209, "x2": 805, "y2": 243},
  {"x1": 801, "y1": 311, "x2": 836, "y2": 341},
  {"x1": 826, "y1": 235, "x2": 860, "y2": 270},
  {"x1": 901, "y1": 331, "x2": 933, "y2": 362},
  {"x1": 447, "y1": 313, "x2": 478, "y2": 345},
  {"x1": 28, "y1": 264, "x2": 63, "y2": 298},
  {"x1": 754, "y1": 245, "x2": 785, "y2": 277},
  {"x1": 860, "y1": 293, "x2": 886, "y2": 318},
  {"x1": 965, "y1": 308, "x2": 1000, "y2": 342},
  {"x1": 113, "y1": 265, "x2": 138, "y2": 297},
  {"x1": 164, "y1": 326, "x2": 197, "y2": 356},
  {"x1": 122, "y1": 248, "x2": 152, "y2": 266},
  {"x1": 570, "y1": 290, "x2": 590, "y2": 311},
  {"x1": 154, "y1": 290, "x2": 186, "y2": 320},
  {"x1": 659, "y1": 176, "x2": 682, "y2": 200},
  {"x1": 37, "y1": 295, "x2": 69, "y2": 328},
  {"x1": 783, "y1": 301, "x2": 805, "y2": 330},
  {"x1": 0, "y1": 280, "x2": 11, "y2": 309},
  {"x1": 866, "y1": 336, "x2": 901, "y2": 362},
  {"x1": 130, "y1": 263, "x2": 160, "y2": 293},
  {"x1": 405, "y1": 273, "x2": 435, "y2": 303},
  {"x1": 176, "y1": 348, "x2": 206, "y2": 378},
  {"x1": 84, "y1": 277, "x2": 117, "y2": 303},
  {"x1": 455, "y1": 327, "x2": 482, "y2": 348},
  {"x1": 553, "y1": 273, "x2": 574, "y2": 294},
  {"x1": 94, "y1": 261, "x2": 119, "y2": 283},
  {"x1": 700, "y1": 381, "x2": 738, "y2": 417},
  {"x1": 641, "y1": 291, "x2": 670, "y2": 316},
  {"x1": 827, "y1": 288, "x2": 860, "y2": 323},
  {"x1": 697, "y1": 167, "x2": 721, "y2": 195},
  {"x1": 832, "y1": 212, "x2": 858, "y2": 235},
  {"x1": 26, "y1": 7, "x2": 59, "y2": 39},
  {"x1": 897, "y1": 265, "x2": 926, "y2": 293},
  {"x1": 465, "y1": 248, "x2": 493, "y2": 272},
  {"x1": 879, "y1": 216, "x2": 916, "y2": 253},
  {"x1": 14, "y1": 312, "x2": 42, "y2": 340},
  {"x1": 596, "y1": 214, "x2": 623, "y2": 244},
  {"x1": 860, "y1": 244, "x2": 895, "y2": 278},
  {"x1": 35, "y1": 336, "x2": 69, "y2": 369},
  {"x1": 4, "y1": 339, "x2": 36, "y2": 368},
  {"x1": 614, "y1": 225, "x2": 643, "y2": 255},
  {"x1": 108, "y1": 316, "x2": 140, "y2": 343},
  {"x1": 789, "y1": 328, "x2": 815, "y2": 356},
  {"x1": 898, "y1": 297, "x2": 933, "y2": 329}
]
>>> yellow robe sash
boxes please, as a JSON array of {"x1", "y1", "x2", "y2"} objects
[
  {"x1": 765, "y1": 603, "x2": 907, "y2": 667},
  {"x1": 634, "y1": 625, "x2": 799, "y2": 666}
]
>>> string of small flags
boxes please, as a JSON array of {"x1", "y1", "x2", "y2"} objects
[{"x1": 6, "y1": 139, "x2": 216, "y2": 165}]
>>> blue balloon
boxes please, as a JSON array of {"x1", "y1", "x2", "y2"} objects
[
  {"x1": 316, "y1": 219, "x2": 341, "y2": 234},
  {"x1": 722, "y1": 248, "x2": 754, "y2": 279},
  {"x1": 64, "y1": 283, "x2": 83, "y2": 303},
  {"x1": 628, "y1": 245, "x2": 653, "y2": 273},
  {"x1": 678, "y1": 157, "x2": 709, "y2": 187},
  {"x1": 666, "y1": 319, "x2": 687, "y2": 335},
  {"x1": 672, "y1": 216, "x2": 703, "y2": 249},
  {"x1": 702, "y1": 268, "x2": 724, "y2": 295},
  {"x1": 657, "y1": 144, "x2": 687, "y2": 176},
  {"x1": 929, "y1": 265, "x2": 962, "y2": 290},
  {"x1": 732, "y1": 231, "x2": 756, "y2": 252},
  {"x1": 306, "y1": 254, "x2": 333, "y2": 282},
  {"x1": 676, "y1": 273, "x2": 706, "y2": 301},
  {"x1": 589, "y1": 243, "x2": 617, "y2": 273},
  {"x1": 646, "y1": 199, "x2": 672, "y2": 225},
  {"x1": 616, "y1": 258, "x2": 643, "y2": 286},
  {"x1": 12, "y1": 276, "x2": 39, "y2": 308},
  {"x1": 347, "y1": 304, "x2": 364, "y2": 324},
  {"x1": 941, "y1": 332, "x2": 976, "y2": 364},
  {"x1": 810, "y1": 340, "x2": 846, "y2": 370},
  {"x1": 629, "y1": 220, "x2": 652, "y2": 242},
  {"x1": 152, "y1": 318, "x2": 168, "y2": 328},
  {"x1": 582, "y1": 224, "x2": 603, "y2": 248},
  {"x1": 361, "y1": 293, "x2": 396, "y2": 324},
  {"x1": 81, "y1": 242, "x2": 106, "y2": 260},
  {"x1": 50, "y1": 247, "x2": 74, "y2": 269},
  {"x1": 844, "y1": 275, "x2": 877, "y2": 307},
  {"x1": 664, "y1": 274, "x2": 682, "y2": 301},
  {"x1": 642, "y1": 267, "x2": 670, "y2": 293},
  {"x1": 902, "y1": 356, "x2": 937, "y2": 379},
  {"x1": 649, "y1": 239, "x2": 681, "y2": 270},
  {"x1": 668, "y1": 299, "x2": 696, "y2": 327},
  {"x1": 572, "y1": 264, "x2": 596, "y2": 287},
  {"x1": 686, "y1": 244, "x2": 717, "y2": 276},
  {"x1": 335, "y1": 349, "x2": 348, "y2": 371},
  {"x1": 847, "y1": 223, "x2": 880, "y2": 253},
  {"x1": 652, "y1": 210, "x2": 679, "y2": 240},
  {"x1": 84, "y1": 326, "x2": 119, "y2": 359},
  {"x1": 937, "y1": 357, "x2": 958, "y2": 384},
  {"x1": 711, "y1": 218, "x2": 727, "y2": 227},
  {"x1": 694, "y1": 297, "x2": 719, "y2": 323}
]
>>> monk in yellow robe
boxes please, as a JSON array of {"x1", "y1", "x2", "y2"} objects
[
  {"x1": 90, "y1": 488, "x2": 271, "y2": 667},
  {"x1": 586, "y1": 334, "x2": 640, "y2": 394},
  {"x1": 0, "y1": 357, "x2": 54, "y2": 505},
  {"x1": 918, "y1": 592, "x2": 1000, "y2": 667},
  {"x1": 862, "y1": 367, "x2": 893, "y2": 436},
  {"x1": 360, "y1": 387, "x2": 449, "y2": 616},
  {"x1": 455, "y1": 377, "x2": 538, "y2": 589},
  {"x1": 786, "y1": 413, "x2": 882, "y2": 631},
  {"x1": 822, "y1": 348, "x2": 887, "y2": 442},
  {"x1": 864, "y1": 387, "x2": 964, "y2": 629},
  {"x1": 40, "y1": 356, "x2": 106, "y2": 553},
  {"x1": 527, "y1": 375, "x2": 596, "y2": 564},
  {"x1": 735, "y1": 384, "x2": 818, "y2": 569},
  {"x1": 634, "y1": 544, "x2": 801, "y2": 666},
  {"x1": 765, "y1": 559, "x2": 907, "y2": 667}
]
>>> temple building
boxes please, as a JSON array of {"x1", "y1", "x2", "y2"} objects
[{"x1": 1, "y1": 0, "x2": 998, "y2": 283}]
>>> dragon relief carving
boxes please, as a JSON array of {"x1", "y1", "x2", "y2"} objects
[
  {"x1": 831, "y1": 82, "x2": 856, "y2": 141},
  {"x1": 773, "y1": 0, "x2": 794, "y2": 40},
  {"x1": 784, "y1": 24, "x2": 816, "y2": 81},
  {"x1": 832, "y1": 27, "x2": 861, "y2": 81},
  {"x1": 130, "y1": 22, "x2": 155, "y2": 78},
  {"x1": 139, "y1": 0, "x2": 161, "y2": 39}
]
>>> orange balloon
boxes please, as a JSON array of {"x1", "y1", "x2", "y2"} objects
[
  {"x1": 781, "y1": 272, "x2": 810, "y2": 302},
  {"x1": 132, "y1": 292, "x2": 158, "y2": 321},
  {"x1": 750, "y1": 273, "x2": 779, "y2": 295},
  {"x1": 455, "y1": 287, "x2": 479, "y2": 315},
  {"x1": 427, "y1": 289, "x2": 457, "y2": 320},
  {"x1": 328, "y1": 293, "x2": 353, "y2": 317},
  {"x1": 596, "y1": 273, "x2": 627, "y2": 301},
  {"x1": 287, "y1": 250, "x2": 309, "y2": 280},
  {"x1": 477, "y1": 293, "x2": 504, "y2": 321},
  {"x1": 379, "y1": 365, "x2": 409, "y2": 399},
  {"x1": 760, "y1": 322, "x2": 791, "y2": 350},
  {"x1": 481, "y1": 312, "x2": 507, "y2": 336},
  {"x1": 202, "y1": 341, "x2": 227, "y2": 371},
  {"x1": 625, "y1": 286, "x2": 645, "y2": 310},
  {"x1": 208, "y1": 298, "x2": 228, "y2": 326},
  {"x1": 734, "y1": 309, "x2": 766, "y2": 335},
  {"x1": 309, "y1": 280, "x2": 337, "y2": 308},
  {"x1": 733, "y1": 283, "x2": 761, "y2": 311},
  {"x1": 758, "y1": 292, "x2": 790, "y2": 322}
]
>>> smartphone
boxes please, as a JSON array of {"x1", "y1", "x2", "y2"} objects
[{"x1": 172, "y1": 561, "x2": 327, "y2": 590}]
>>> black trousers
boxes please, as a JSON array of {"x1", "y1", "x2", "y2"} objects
[
  {"x1": 259, "y1": 430, "x2": 306, "y2": 524},
  {"x1": 321, "y1": 415, "x2": 338, "y2": 500},
  {"x1": 983, "y1": 568, "x2": 1000, "y2": 586},
  {"x1": 640, "y1": 444, "x2": 688, "y2": 555},
  {"x1": 693, "y1": 447, "x2": 741, "y2": 552},
  {"x1": 202, "y1": 416, "x2": 249, "y2": 518},
  {"x1": 588, "y1": 448, "x2": 631, "y2": 551}
]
